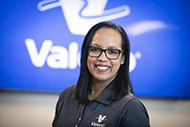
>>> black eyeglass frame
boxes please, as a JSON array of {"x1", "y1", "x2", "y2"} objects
[{"x1": 88, "y1": 46, "x2": 124, "y2": 60}]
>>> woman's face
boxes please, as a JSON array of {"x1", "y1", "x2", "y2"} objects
[{"x1": 87, "y1": 28, "x2": 124, "y2": 84}]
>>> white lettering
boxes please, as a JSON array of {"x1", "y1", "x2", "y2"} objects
[
  {"x1": 47, "y1": 46, "x2": 68, "y2": 69},
  {"x1": 77, "y1": 51, "x2": 81, "y2": 67},
  {"x1": 25, "y1": 38, "x2": 80, "y2": 69},
  {"x1": 25, "y1": 38, "x2": 139, "y2": 72},
  {"x1": 91, "y1": 122, "x2": 105, "y2": 127},
  {"x1": 69, "y1": 42, "x2": 78, "y2": 69},
  {"x1": 25, "y1": 39, "x2": 52, "y2": 67},
  {"x1": 129, "y1": 52, "x2": 136, "y2": 72}
]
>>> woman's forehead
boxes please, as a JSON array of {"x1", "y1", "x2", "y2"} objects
[{"x1": 91, "y1": 28, "x2": 122, "y2": 49}]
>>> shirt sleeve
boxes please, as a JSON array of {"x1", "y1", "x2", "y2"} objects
[{"x1": 120, "y1": 98, "x2": 150, "y2": 127}]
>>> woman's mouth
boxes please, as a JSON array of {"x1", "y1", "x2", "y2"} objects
[{"x1": 95, "y1": 65, "x2": 110, "y2": 72}]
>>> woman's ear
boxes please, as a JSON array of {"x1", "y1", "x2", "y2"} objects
[{"x1": 121, "y1": 56, "x2": 125, "y2": 65}]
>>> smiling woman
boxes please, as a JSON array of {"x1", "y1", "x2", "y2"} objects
[
  {"x1": 87, "y1": 28, "x2": 125, "y2": 100},
  {"x1": 52, "y1": 22, "x2": 150, "y2": 127}
]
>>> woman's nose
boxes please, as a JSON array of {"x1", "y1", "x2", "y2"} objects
[{"x1": 97, "y1": 51, "x2": 108, "y2": 61}]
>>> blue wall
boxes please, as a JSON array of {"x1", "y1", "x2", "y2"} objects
[{"x1": 0, "y1": 0, "x2": 189, "y2": 98}]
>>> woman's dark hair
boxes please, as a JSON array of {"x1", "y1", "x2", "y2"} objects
[{"x1": 75, "y1": 21, "x2": 133, "y2": 104}]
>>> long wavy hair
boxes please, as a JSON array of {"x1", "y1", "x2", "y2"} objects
[{"x1": 75, "y1": 22, "x2": 133, "y2": 104}]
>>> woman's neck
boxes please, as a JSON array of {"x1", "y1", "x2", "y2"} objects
[{"x1": 88, "y1": 79, "x2": 111, "y2": 101}]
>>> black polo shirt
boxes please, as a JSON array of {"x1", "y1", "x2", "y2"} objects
[{"x1": 52, "y1": 83, "x2": 150, "y2": 127}]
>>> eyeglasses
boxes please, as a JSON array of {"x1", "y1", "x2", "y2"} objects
[{"x1": 88, "y1": 46, "x2": 123, "y2": 60}]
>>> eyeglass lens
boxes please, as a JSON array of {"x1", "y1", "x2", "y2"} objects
[{"x1": 88, "y1": 46, "x2": 121, "y2": 59}]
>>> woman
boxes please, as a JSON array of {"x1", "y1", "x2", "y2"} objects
[{"x1": 52, "y1": 22, "x2": 150, "y2": 127}]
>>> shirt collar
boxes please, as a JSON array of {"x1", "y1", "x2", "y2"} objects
[{"x1": 93, "y1": 81, "x2": 116, "y2": 105}]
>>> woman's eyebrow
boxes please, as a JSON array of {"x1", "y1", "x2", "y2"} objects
[
  {"x1": 91, "y1": 43, "x2": 100, "y2": 47},
  {"x1": 90, "y1": 43, "x2": 119, "y2": 49},
  {"x1": 108, "y1": 46, "x2": 117, "y2": 49}
]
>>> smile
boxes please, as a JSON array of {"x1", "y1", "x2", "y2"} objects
[
  {"x1": 97, "y1": 66, "x2": 109, "y2": 70},
  {"x1": 95, "y1": 65, "x2": 110, "y2": 71}
]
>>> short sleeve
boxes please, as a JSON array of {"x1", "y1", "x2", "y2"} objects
[{"x1": 120, "y1": 98, "x2": 150, "y2": 127}]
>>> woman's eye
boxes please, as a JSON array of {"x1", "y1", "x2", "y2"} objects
[
  {"x1": 108, "y1": 50, "x2": 117, "y2": 54},
  {"x1": 91, "y1": 47, "x2": 100, "y2": 52}
]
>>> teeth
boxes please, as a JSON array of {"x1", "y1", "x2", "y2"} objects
[{"x1": 97, "y1": 66, "x2": 109, "y2": 70}]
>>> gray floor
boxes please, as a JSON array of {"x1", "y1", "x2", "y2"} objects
[{"x1": 0, "y1": 91, "x2": 190, "y2": 127}]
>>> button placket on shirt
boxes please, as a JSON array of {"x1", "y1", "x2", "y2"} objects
[
  {"x1": 74, "y1": 103, "x2": 85, "y2": 127},
  {"x1": 75, "y1": 101, "x2": 99, "y2": 127}
]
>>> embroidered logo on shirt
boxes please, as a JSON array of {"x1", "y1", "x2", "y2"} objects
[
  {"x1": 96, "y1": 115, "x2": 107, "y2": 123},
  {"x1": 91, "y1": 115, "x2": 107, "y2": 127}
]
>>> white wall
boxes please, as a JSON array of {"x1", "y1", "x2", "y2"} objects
[{"x1": 0, "y1": 91, "x2": 190, "y2": 127}]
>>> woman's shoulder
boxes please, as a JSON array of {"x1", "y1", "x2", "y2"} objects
[
  {"x1": 60, "y1": 85, "x2": 76, "y2": 93},
  {"x1": 118, "y1": 93, "x2": 136, "y2": 106},
  {"x1": 59, "y1": 85, "x2": 76, "y2": 98},
  {"x1": 119, "y1": 93, "x2": 150, "y2": 126},
  {"x1": 56, "y1": 85, "x2": 76, "y2": 108},
  {"x1": 56, "y1": 85, "x2": 76, "y2": 103},
  {"x1": 122, "y1": 93, "x2": 147, "y2": 111}
]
